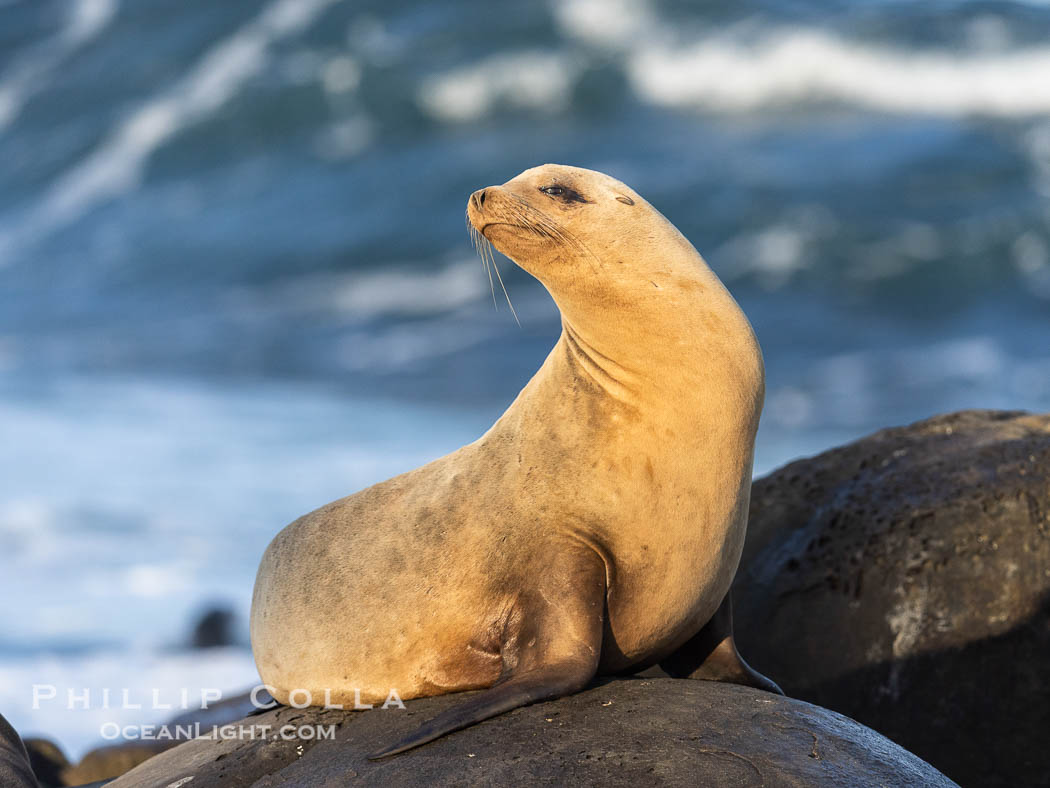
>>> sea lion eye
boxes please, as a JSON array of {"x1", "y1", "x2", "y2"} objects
[{"x1": 539, "y1": 185, "x2": 592, "y2": 204}]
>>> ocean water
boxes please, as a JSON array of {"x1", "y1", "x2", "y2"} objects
[{"x1": 2, "y1": 0, "x2": 1049, "y2": 758}]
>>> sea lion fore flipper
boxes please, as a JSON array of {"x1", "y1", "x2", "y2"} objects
[
  {"x1": 659, "y1": 592, "x2": 782, "y2": 695},
  {"x1": 369, "y1": 548, "x2": 606, "y2": 758}
]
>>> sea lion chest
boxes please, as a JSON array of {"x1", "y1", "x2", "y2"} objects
[{"x1": 495, "y1": 347, "x2": 750, "y2": 667}]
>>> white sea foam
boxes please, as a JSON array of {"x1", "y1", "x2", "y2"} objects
[
  {"x1": 423, "y1": 12, "x2": 1050, "y2": 123},
  {"x1": 336, "y1": 320, "x2": 491, "y2": 372},
  {"x1": 346, "y1": 15, "x2": 406, "y2": 67},
  {"x1": 765, "y1": 386, "x2": 815, "y2": 429},
  {"x1": 847, "y1": 222, "x2": 946, "y2": 282},
  {"x1": 417, "y1": 50, "x2": 580, "y2": 123},
  {"x1": 895, "y1": 337, "x2": 1007, "y2": 386},
  {"x1": 626, "y1": 28, "x2": 1050, "y2": 116},
  {"x1": 713, "y1": 205, "x2": 842, "y2": 289},
  {"x1": 550, "y1": 0, "x2": 656, "y2": 50},
  {"x1": 312, "y1": 113, "x2": 374, "y2": 160},
  {"x1": 0, "y1": 0, "x2": 117, "y2": 130},
  {"x1": 232, "y1": 260, "x2": 491, "y2": 320},
  {"x1": 321, "y1": 55, "x2": 362, "y2": 95},
  {"x1": 717, "y1": 224, "x2": 811, "y2": 290},
  {"x1": 0, "y1": 0, "x2": 340, "y2": 267},
  {"x1": 329, "y1": 260, "x2": 490, "y2": 316},
  {"x1": 555, "y1": 2, "x2": 1050, "y2": 118},
  {"x1": 0, "y1": 648, "x2": 259, "y2": 759}
]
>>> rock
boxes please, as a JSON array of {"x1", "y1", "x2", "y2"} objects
[
  {"x1": 106, "y1": 679, "x2": 954, "y2": 787},
  {"x1": 62, "y1": 742, "x2": 167, "y2": 785},
  {"x1": 21, "y1": 737, "x2": 68, "y2": 787},
  {"x1": 734, "y1": 410, "x2": 1050, "y2": 788},
  {"x1": 189, "y1": 606, "x2": 238, "y2": 649},
  {"x1": 0, "y1": 712, "x2": 39, "y2": 788}
]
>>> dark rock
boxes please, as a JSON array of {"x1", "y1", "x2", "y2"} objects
[
  {"x1": 189, "y1": 606, "x2": 238, "y2": 649},
  {"x1": 0, "y1": 712, "x2": 39, "y2": 787},
  {"x1": 107, "y1": 679, "x2": 954, "y2": 787},
  {"x1": 22, "y1": 737, "x2": 68, "y2": 787},
  {"x1": 735, "y1": 410, "x2": 1050, "y2": 788},
  {"x1": 166, "y1": 687, "x2": 272, "y2": 729}
]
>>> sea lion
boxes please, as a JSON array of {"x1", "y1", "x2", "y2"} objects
[{"x1": 250, "y1": 164, "x2": 779, "y2": 758}]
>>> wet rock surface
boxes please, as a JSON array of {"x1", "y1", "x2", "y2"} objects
[
  {"x1": 735, "y1": 410, "x2": 1050, "y2": 788},
  {"x1": 107, "y1": 679, "x2": 954, "y2": 787}
]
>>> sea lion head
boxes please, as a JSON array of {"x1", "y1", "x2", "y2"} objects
[
  {"x1": 466, "y1": 164, "x2": 704, "y2": 302},
  {"x1": 465, "y1": 164, "x2": 762, "y2": 390}
]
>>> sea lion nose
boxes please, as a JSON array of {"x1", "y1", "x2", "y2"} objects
[{"x1": 471, "y1": 189, "x2": 488, "y2": 210}]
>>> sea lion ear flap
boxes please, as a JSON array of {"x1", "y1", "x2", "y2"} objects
[{"x1": 615, "y1": 195, "x2": 635, "y2": 206}]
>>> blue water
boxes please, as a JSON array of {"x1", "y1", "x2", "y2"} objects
[{"x1": 2, "y1": 0, "x2": 1050, "y2": 757}]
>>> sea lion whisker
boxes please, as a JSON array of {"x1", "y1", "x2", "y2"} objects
[
  {"x1": 502, "y1": 198, "x2": 600, "y2": 274},
  {"x1": 468, "y1": 215, "x2": 499, "y2": 309},
  {"x1": 490, "y1": 253, "x2": 519, "y2": 326},
  {"x1": 482, "y1": 238, "x2": 497, "y2": 309},
  {"x1": 467, "y1": 208, "x2": 518, "y2": 323}
]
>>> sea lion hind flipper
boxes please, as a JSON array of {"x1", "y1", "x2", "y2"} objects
[
  {"x1": 369, "y1": 548, "x2": 607, "y2": 759},
  {"x1": 366, "y1": 659, "x2": 597, "y2": 759},
  {"x1": 659, "y1": 591, "x2": 783, "y2": 695}
]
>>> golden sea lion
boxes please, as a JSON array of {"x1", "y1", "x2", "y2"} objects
[{"x1": 250, "y1": 164, "x2": 779, "y2": 758}]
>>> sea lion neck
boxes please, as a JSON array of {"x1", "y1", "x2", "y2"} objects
[
  {"x1": 560, "y1": 321, "x2": 642, "y2": 404},
  {"x1": 547, "y1": 260, "x2": 760, "y2": 407}
]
